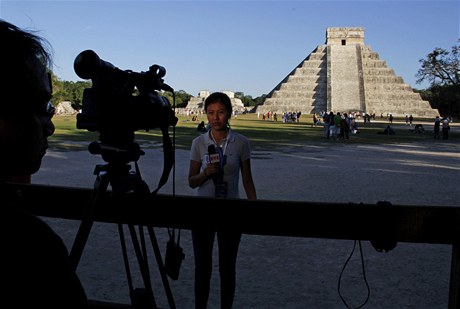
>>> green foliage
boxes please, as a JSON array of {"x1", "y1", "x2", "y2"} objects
[
  {"x1": 162, "y1": 90, "x2": 192, "y2": 108},
  {"x1": 235, "y1": 92, "x2": 265, "y2": 107},
  {"x1": 416, "y1": 40, "x2": 459, "y2": 87},
  {"x1": 51, "y1": 74, "x2": 91, "y2": 110},
  {"x1": 416, "y1": 40, "x2": 460, "y2": 117},
  {"x1": 420, "y1": 84, "x2": 460, "y2": 117},
  {"x1": 254, "y1": 94, "x2": 267, "y2": 106}
]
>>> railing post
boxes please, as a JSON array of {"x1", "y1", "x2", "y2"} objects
[{"x1": 449, "y1": 241, "x2": 460, "y2": 309}]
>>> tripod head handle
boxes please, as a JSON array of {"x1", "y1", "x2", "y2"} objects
[
  {"x1": 88, "y1": 141, "x2": 128, "y2": 155},
  {"x1": 88, "y1": 141, "x2": 145, "y2": 165}
]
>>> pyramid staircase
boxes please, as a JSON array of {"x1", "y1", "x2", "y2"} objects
[{"x1": 256, "y1": 27, "x2": 437, "y2": 118}]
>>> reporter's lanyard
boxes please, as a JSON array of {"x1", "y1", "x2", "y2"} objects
[
  {"x1": 210, "y1": 131, "x2": 229, "y2": 168},
  {"x1": 215, "y1": 140, "x2": 228, "y2": 168}
]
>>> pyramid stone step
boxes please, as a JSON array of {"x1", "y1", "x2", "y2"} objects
[{"x1": 255, "y1": 27, "x2": 437, "y2": 118}]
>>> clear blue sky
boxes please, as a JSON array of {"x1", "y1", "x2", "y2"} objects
[{"x1": 1, "y1": 0, "x2": 459, "y2": 97}]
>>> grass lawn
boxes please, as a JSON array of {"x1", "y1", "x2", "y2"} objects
[{"x1": 49, "y1": 113, "x2": 458, "y2": 152}]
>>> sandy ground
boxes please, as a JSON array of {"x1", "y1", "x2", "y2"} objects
[{"x1": 33, "y1": 136, "x2": 460, "y2": 308}]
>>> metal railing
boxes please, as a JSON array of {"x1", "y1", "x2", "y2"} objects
[{"x1": 8, "y1": 183, "x2": 460, "y2": 309}]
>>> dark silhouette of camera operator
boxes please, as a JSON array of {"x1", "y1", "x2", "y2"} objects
[{"x1": 0, "y1": 19, "x2": 88, "y2": 308}]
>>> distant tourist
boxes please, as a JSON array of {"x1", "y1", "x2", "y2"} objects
[
  {"x1": 378, "y1": 125, "x2": 395, "y2": 135},
  {"x1": 442, "y1": 118, "x2": 450, "y2": 140},
  {"x1": 434, "y1": 116, "x2": 441, "y2": 139},
  {"x1": 197, "y1": 120, "x2": 207, "y2": 133}
]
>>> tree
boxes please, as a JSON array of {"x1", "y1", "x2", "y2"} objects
[
  {"x1": 50, "y1": 74, "x2": 91, "y2": 110},
  {"x1": 419, "y1": 84, "x2": 458, "y2": 118},
  {"x1": 253, "y1": 94, "x2": 267, "y2": 106},
  {"x1": 235, "y1": 92, "x2": 259, "y2": 107},
  {"x1": 416, "y1": 40, "x2": 460, "y2": 117},
  {"x1": 161, "y1": 90, "x2": 192, "y2": 108},
  {"x1": 416, "y1": 40, "x2": 459, "y2": 87}
]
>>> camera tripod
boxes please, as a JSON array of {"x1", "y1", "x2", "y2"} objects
[{"x1": 68, "y1": 142, "x2": 176, "y2": 309}]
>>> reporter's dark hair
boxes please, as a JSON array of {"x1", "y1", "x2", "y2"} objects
[{"x1": 204, "y1": 92, "x2": 233, "y2": 116}]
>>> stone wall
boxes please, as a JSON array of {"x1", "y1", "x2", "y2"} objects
[
  {"x1": 185, "y1": 90, "x2": 246, "y2": 113},
  {"x1": 56, "y1": 101, "x2": 77, "y2": 115}
]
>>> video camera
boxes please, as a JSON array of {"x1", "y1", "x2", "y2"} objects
[{"x1": 74, "y1": 50, "x2": 177, "y2": 153}]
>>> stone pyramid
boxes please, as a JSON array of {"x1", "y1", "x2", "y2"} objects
[{"x1": 255, "y1": 27, "x2": 437, "y2": 118}]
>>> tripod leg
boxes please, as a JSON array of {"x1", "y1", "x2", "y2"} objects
[
  {"x1": 118, "y1": 223, "x2": 135, "y2": 294},
  {"x1": 69, "y1": 172, "x2": 110, "y2": 270},
  {"x1": 147, "y1": 226, "x2": 176, "y2": 309},
  {"x1": 127, "y1": 224, "x2": 157, "y2": 309}
]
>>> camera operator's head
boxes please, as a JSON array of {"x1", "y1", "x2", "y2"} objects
[{"x1": 0, "y1": 19, "x2": 55, "y2": 181}]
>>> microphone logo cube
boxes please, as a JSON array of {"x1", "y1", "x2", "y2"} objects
[{"x1": 209, "y1": 153, "x2": 220, "y2": 164}]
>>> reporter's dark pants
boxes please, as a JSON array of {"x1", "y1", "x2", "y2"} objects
[{"x1": 192, "y1": 228, "x2": 242, "y2": 309}]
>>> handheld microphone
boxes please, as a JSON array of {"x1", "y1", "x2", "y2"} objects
[
  {"x1": 208, "y1": 144, "x2": 220, "y2": 163},
  {"x1": 208, "y1": 144, "x2": 223, "y2": 184}
]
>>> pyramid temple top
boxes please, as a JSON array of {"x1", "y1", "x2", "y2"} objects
[{"x1": 326, "y1": 27, "x2": 365, "y2": 45}]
